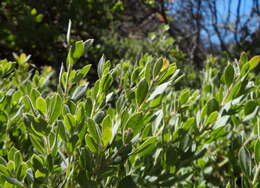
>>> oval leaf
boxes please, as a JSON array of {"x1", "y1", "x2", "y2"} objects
[
  {"x1": 36, "y1": 96, "x2": 47, "y2": 115},
  {"x1": 101, "y1": 115, "x2": 112, "y2": 148},
  {"x1": 239, "y1": 147, "x2": 252, "y2": 178},
  {"x1": 125, "y1": 113, "x2": 144, "y2": 136},
  {"x1": 136, "y1": 79, "x2": 149, "y2": 105},
  {"x1": 255, "y1": 140, "x2": 260, "y2": 163},
  {"x1": 48, "y1": 93, "x2": 63, "y2": 123},
  {"x1": 224, "y1": 64, "x2": 234, "y2": 87}
]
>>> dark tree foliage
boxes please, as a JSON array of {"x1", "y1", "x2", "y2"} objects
[
  {"x1": 0, "y1": 0, "x2": 259, "y2": 69},
  {"x1": 0, "y1": 0, "x2": 121, "y2": 68}
]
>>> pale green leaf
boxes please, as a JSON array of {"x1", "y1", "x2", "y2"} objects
[{"x1": 101, "y1": 115, "x2": 112, "y2": 148}]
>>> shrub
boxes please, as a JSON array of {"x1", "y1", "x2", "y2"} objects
[
  {"x1": 0, "y1": 0, "x2": 122, "y2": 67},
  {"x1": 0, "y1": 36, "x2": 259, "y2": 187}
]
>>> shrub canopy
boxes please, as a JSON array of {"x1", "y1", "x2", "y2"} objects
[{"x1": 0, "y1": 37, "x2": 259, "y2": 187}]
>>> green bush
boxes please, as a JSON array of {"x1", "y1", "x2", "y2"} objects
[
  {"x1": 0, "y1": 34, "x2": 259, "y2": 187},
  {"x1": 101, "y1": 25, "x2": 201, "y2": 89},
  {"x1": 0, "y1": 0, "x2": 122, "y2": 68}
]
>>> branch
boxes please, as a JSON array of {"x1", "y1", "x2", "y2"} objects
[
  {"x1": 234, "y1": 0, "x2": 241, "y2": 46},
  {"x1": 208, "y1": 0, "x2": 231, "y2": 56}
]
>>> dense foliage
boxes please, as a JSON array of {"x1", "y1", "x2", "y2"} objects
[
  {"x1": 0, "y1": 0, "x2": 123, "y2": 68},
  {"x1": 0, "y1": 31, "x2": 259, "y2": 188},
  {"x1": 2, "y1": 0, "x2": 259, "y2": 70}
]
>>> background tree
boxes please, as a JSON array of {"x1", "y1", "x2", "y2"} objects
[
  {"x1": 0, "y1": 0, "x2": 259, "y2": 70},
  {"x1": 136, "y1": 0, "x2": 260, "y2": 67}
]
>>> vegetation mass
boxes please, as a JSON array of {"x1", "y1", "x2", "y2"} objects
[{"x1": 0, "y1": 0, "x2": 260, "y2": 187}]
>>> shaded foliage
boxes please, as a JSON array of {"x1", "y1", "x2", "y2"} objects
[{"x1": 0, "y1": 38, "x2": 259, "y2": 187}]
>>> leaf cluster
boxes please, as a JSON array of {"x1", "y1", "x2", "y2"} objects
[{"x1": 0, "y1": 34, "x2": 259, "y2": 187}]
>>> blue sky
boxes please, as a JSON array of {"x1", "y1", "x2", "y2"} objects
[
  {"x1": 215, "y1": 0, "x2": 257, "y2": 43},
  {"x1": 217, "y1": 0, "x2": 252, "y2": 19},
  {"x1": 167, "y1": 0, "x2": 259, "y2": 45}
]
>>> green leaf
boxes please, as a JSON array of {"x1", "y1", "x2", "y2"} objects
[
  {"x1": 30, "y1": 88, "x2": 41, "y2": 107},
  {"x1": 205, "y1": 126, "x2": 227, "y2": 143},
  {"x1": 0, "y1": 164, "x2": 9, "y2": 176},
  {"x1": 31, "y1": 154, "x2": 44, "y2": 172},
  {"x1": 207, "y1": 98, "x2": 219, "y2": 115},
  {"x1": 241, "y1": 62, "x2": 250, "y2": 76},
  {"x1": 5, "y1": 177, "x2": 23, "y2": 187},
  {"x1": 214, "y1": 115, "x2": 229, "y2": 128},
  {"x1": 84, "y1": 39, "x2": 94, "y2": 50},
  {"x1": 0, "y1": 156, "x2": 7, "y2": 166},
  {"x1": 71, "y1": 40, "x2": 85, "y2": 59},
  {"x1": 244, "y1": 100, "x2": 258, "y2": 115},
  {"x1": 101, "y1": 115, "x2": 112, "y2": 148},
  {"x1": 125, "y1": 113, "x2": 144, "y2": 136},
  {"x1": 144, "y1": 60, "x2": 152, "y2": 83},
  {"x1": 131, "y1": 67, "x2": 141, "y2": 83},
  {"x1": 64, "y1": 113, "x2": 76, "y2": 133},
  {"x1": 94, "y1": 110, "x2": 105, "y2": 124},
  {"x1": 99, "y1": 73, "x2": 113, "y2": 93},
  {"x1": 71, "y1": 83, "x2": 88, "y2": 101},
  {"x1": 49, "y1": 132, "x2": 57, "y2": 155},
  {"x1": 206, "y1": 111, "x2": 219, "y2": 126},
  {"x1": 66, "y1": 40, "x2": 85, "y2": 66},
  {"x1": 244, "y1": 106, "x2": 259, "y2": 121},
  {"x1": 8, "y1": 147, "x2": 17, "y2": 161},
  {"x1": 182, "y1": 117, "x2": 195, "y2": 131},
  {"x1": 135, "y1": 79, "x2": 149, "y2": 105},
  {"x1": 35, "y1": 14, "x2": 43, "y2": 23},
  {"x1": 48, "y1": 93, "x2": 62, "y2": 123},
  {"x1": 91, "y1": 80, "x2": 99, "y2": 98},
  {"x1": 226, "y1": 81, "x2": 241, "y2": 102},
  {"x1": 85, "y1": 135, "x2": 98, "y2": 153},
  {"x1": 200, "y1": 105, "x2": 207, "y2": 121},
  {"x1": 247, "y1": 56, "x2": 260, "y2": 71},
  {"x1": 47, "y1": 154, "x2": 53, "y2": 172},
  {"x1": 57, "y1": 121, "x2": 68, "y2": 141},
  {"x1": 239, "y1": 52, "x2": 248, "y2": 66},
  {"x1": 75, "y1": 102, "x2": 86, "y2": 123},
  {"x1": 241, "y1": 56, "x2": 260, "y2": 76},
  {"x1": 180, "y1": 134, "x2": 192, "y2": 152},
  {"x1": 14, "y1": 151, "x2": 23, "y2": 169},
  {"x1": 74, "y1": 64, "x2": 92, "y2": 82},
  {"x1": 31, "y1": 117, "x2": 50, "y2": 137},
  {"x1": 36, "y1": 96, "x2": 47, "y2": 115},
  {"x1": 87, "y1": 119, "x2": 101, "y2": 145},
  {"x1": 179, "y1": 89, "x2": 190, "y2": 105},
  {"x1": 16, "y1": 162, "x2": 28, "y2": 181},
  {"x1": 224, "y1": 64, "x2": 234, "y2": 87},
  {"x1": 158, "y1": 63, "x2": 176, "y2": 84},
  {"x1": 23, "y1": 95, "x2": 37, "y2": 115},
  {"x1": 255, "y1": 140, "x2": 260, "y2": 163},
  {"x1": 66, "y1": 19, "x2": 72, "y2": 45},
  {"x1": 239, "y1": 147, "x2": 252, "y2": 178},
  {"x1": 85, "y1": 98, "x2": 93, "y2": 117},
  {"x1": 9, "y1": 105, "x2": 24, "y2": 124},
  {"x1": 6, "y1": 161, "x2": 15, "y2": 174},
  {"x1": 26, "y1": 168, "x2": 34, "y2": 182},
  {"x1": 29, "y1": 134, "x2": 45, "y2": 154},
  {"x1": 97, "y1": 55, "x2": 105, "y2": 78},
  {"x1": 35, "y1": 170, "x2": 46, "y2": 178},
  {"x1": 130, "y1": 136, "x2": 157, "y2": 156},
  {"x1": 226, "y1": 182, "x2": 231, "y2": 188},
  {"x1": 153, "y1": 58, "x2": 163, "y2": 79},
  {"x1": 147, "y1": 81, "x2": 171, "y2": 102},
  {"x1": 152, "y1": 110, "x2": 163, "y2": 134},
  {"x1": 80, "y1": 64, "x2": 92, "y2": 76}
]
